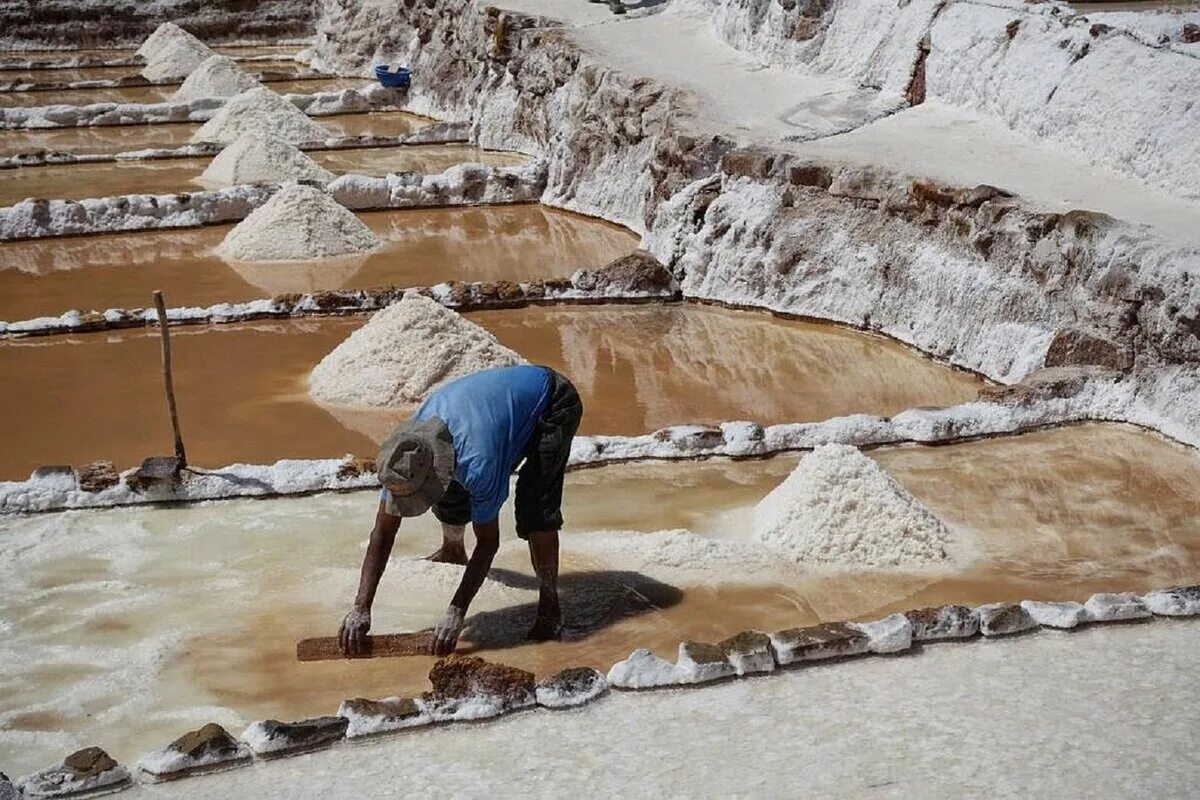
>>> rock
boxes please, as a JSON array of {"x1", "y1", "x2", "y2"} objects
[
  {"x1": 535, "y1": 666, "x2": 609, "y2": 708},
  {"x1": 337, "y1": 697, "x2": 430, "y2": 738},
  {"x1": 138, "y1": 723, "x2": 251, "y2": 781},
  {"x1": 606, "y1": 648, "x2": 684, "y2": 689},
  {"x1": 653, "y1": 425, "x2": 725, "y2": 450},
  {"x1": 1142, "y1": 585, "x2": 1200, "y2": 617},
  {"x1": 851, "y1": 613, "x2": 913, "y2": 654},
  {"x1": 978, "y1": 366, "x2": 1107, "y2": 405},
  {"x1": 1043, "y1": 328, "x2": 1131, "y2": 371},
  {"x1": 1083, "y1": 592, "x2": 1151, "y2": 622},
  {"x1": 904, "y1": 605, "x2": 979, "y2": 641},
  {"x1": 1183, "y1": 23, "x2": 1200, "y2": 44},
  {"x1": 0, "y1": 773, "x2": 16, "y2": 800},
  {"x1": 675, "y1": 641, "x2": 736, "y2": 684},
  {"x1": 31, "y1": 465, "x2": 77, "y2": 490},
  {"x1": 17, "y1": 747, "x2": 132, "y2": 798},
  {"x1": 718, "y1": 630, "x2": 776, "y2": 675},
  {"x1": 424, "y1": 655, "x2": 536, "y2": 720},
  {"x1": 769, "y1": 622, "x2": 869, "y2": 665},
  {"x1": 335, "y1": 456, "x2": 376, "y2": 480},
  {"x1": 1020, "y1": 600, "x2": 1089, "y2": 629},
  {"x1": 977, "y1": 603, "x2": 1038, "y2": 636},
  {"x1": 570, "y1": 251, "x2": 677, "y2": 295},
  {"x1": 241, "y1": 716, "x2": 348, "y2": 759},
  {"x1": 75, "y1": 461, "x2": 119, "y2": 493}
]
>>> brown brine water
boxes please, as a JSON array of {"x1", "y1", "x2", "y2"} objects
[
  {"x1": 0, "y1": 111, "x2": 429, "y2": 156},
  {"x1": 0, "y1": 305, "x2": 983, "y2": 478},
  {"x1": 0, "y1": 77, "x2": 373, "y2": 108},
  {"x1": 0, "y1": 145, "x2": 528, "y2": 207},
  {"x1": 0, "y1": 423, "x2": 1196, "y2": 775},
  {"x1": 0, "y1": 204, "x2": 627, "y2": 319}
]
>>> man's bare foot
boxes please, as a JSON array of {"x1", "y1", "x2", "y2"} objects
[
  {"x1": 426, "y1": 545, "x2": 468, "y2": 565},
  {"x1": 526, "y1": 615, "x2": 562, "y2": 642}
]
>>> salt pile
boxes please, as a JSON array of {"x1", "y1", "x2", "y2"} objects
[
  {"x1": 192, "y1": 87, "x2": 328, "y2": 145},
  {"x1": 174, "y1": 55, "x2": 262, "y2": 102},
  {"x1": 310, "y1": 292, "x2": 524, "y2": 407},
  {"x1": 199, "y1": 134, "x2": 334, "y2": 188},
  {"x1": 753, "y1": 444, "x2": 950, "y2": 567},
  {"x1": 136, "y1": 22, "x2": 215, "y2": 82},
  {"x1": 216, "y1": 184, "x2": 380, "y2": 261}
]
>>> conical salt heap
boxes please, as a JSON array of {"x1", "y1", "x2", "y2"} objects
[
  {"x1": 192, "y1": 87, "x2": 327, "y2": 145},
  {"x1": 216, "y1": 184, "x2": 380, "y2": 262},
  {"x1": 310, "y1": 292, "x2": 525, "y2": 407},
  {"x1": 136, "y1": 22, "x2": 215, "y2": 82},
  {"x1": 199, "y1": 134, "x2": 334, "y2": 188},
  {"x1": 754, "y1": 444, "x2": 950, "y2": 567},
  {"x1": 174, "y1": 55, "x2": 262, "y2": 102}
]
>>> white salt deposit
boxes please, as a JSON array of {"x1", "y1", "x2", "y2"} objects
[
  {"x1": 309, "y1": 292, "x2": 524, "y2": 407},
  {"x1": 192, "y1": 87, "x2": 328, "y2": 145},
  {"x1": 173, "y1": 55, "x2": 262, "y2": 102},
  {"x1": 137, "y1": 740, "x2": 251, "y2": 778},
  {"x1": 199, "y1": 135, "x2": 334, "y2": 188},
  {"x1": 136, "y1": 22, "x2": 215, "y2": 82},
  {"x1": 216, "y1": 184, "x2": 380, "y2": 262},
  {"x1": 851, "y1": 613, "x2": 914, "y2": 654},
  {"x1": 753, "y1": 444, "x2": 951, "y2": 568}
]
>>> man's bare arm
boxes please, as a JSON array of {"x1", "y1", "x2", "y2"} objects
[
  {"x1": 338, "y1": 501, "x2": 401, "y2": 655},
  {"x1": 432, "y1": 517, "x2": 500, "y2": 655}
]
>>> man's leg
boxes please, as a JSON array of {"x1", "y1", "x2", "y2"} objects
[
  {"x1": 526, "y1": 530, "x2": 561, "y2": 640},
  {"x1": 428, "y1": 522, "x2": 468, "y2": 565},
  {"x1": 428, "y1": 480, "x2": 471, "y2": 565}
]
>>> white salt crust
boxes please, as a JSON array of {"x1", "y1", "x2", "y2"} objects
[
  {"x1": 309, "y1": 291, "x2": 524, "y2": 407},
  {"x1": 336, "y1": 698, "x2": 432, "y2": 739},
  {"x1": 199, "y1": 134, "x2": 334, "y2": 188},
  {"x1": 1021, "y1": 600, "x2": 1089, "y2": 630},
  {"x1": 173, "y1": 55, "x2": 262, "y2": 102},
  {"x1": 852, "y1": 613, "x2": 914, "y2": 654},
  {"x1": 216, "y1": 183, "x2": 380, "y2": 261},
  {"x1": 192, "y1": 87, "x2": 328, "y2": 145},
  {"x1": 135, "y1": 22, "x2": 215, "y2": 82},
  {"x1": 753, "y1": 443, "x2": 951, "y2": 567},
  {"x1": 136, "y1": 740, "x2": 251, "y2": 778}
]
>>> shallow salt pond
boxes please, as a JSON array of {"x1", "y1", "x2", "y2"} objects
[
  {"x1": 0, "y1": 203, "x2": 628, "y2": 320},
  {"x1": 0, "y1": 77, "x2": 371, "y2": 108},
  {"x1": 0, "y1": 305, "x2": 981, "y2": 477},
  {"x1": 1, "y1": 423, "x2": 1197, "y2": 775},
  {"x1": 0, "y1": 144, "x2": 528, "y2": 207},
  {"x1": 0, "y1": 111, "x2": 427, "y2": 157},
  {"x1": 0, "y1": 59, "x2": 310, "y2": 85}
]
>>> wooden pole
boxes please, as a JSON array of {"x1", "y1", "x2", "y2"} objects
[{"x1": 153, "y1": 291, "x2": 187, "y2": 468}]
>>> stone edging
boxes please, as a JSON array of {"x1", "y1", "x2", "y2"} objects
[
  {"x1": 0, "y1": 160, "x2": 546, "y2": 241},
  {"x1": 6, "y1": 587, "x2": 1196, "y2": 795},
  {"x1": 0, "y1": 83, "x2": 405, "y2": 129},
  {"x1": 0, "y1": 120, "x2": 468, "y2": 169}
]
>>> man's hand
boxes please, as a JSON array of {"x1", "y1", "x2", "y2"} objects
[
  {"x1": 338, "y1": 607, "x2": 371, "y2": 656},
  {"x1": 431, "y1": 605, "x2": 465, "y2": 656}
]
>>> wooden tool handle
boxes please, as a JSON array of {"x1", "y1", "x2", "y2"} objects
[{"x1": 296, "y1": 632, "x2": 436, "y2": 662}]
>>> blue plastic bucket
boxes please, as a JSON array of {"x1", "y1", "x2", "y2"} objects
[{"x1": 374, "y1": 65, "x2": 411, "y2": 88}]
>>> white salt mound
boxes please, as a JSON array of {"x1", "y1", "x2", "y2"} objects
[
  {"x1": 753, "y1": 444, "x2": 950, "y2": 567},
  {"x1": 216, "y1": 184, "x2": 380, "y2": 261},
  {"x1": 310, "y1": 292, "x2": 524, "y2": 407},
  {"x1": 192, "y1": 87, "x2": 327, "y2": 145},
  {"x1": 200, "y1": 134, "x2": 334, "y2": 187},
  {"x1": 136, "y1": 22, "x2": 215, "y2": 82},
  {"x1": 174, "y1": 55, "x2": 261, "y2": 101}
]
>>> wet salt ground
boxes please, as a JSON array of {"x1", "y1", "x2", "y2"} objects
[
  {"x1": 0, "y1": 203, "x2": 624, "y2": 319},
  {"x1": 0, "y1": 77, "x2": 369, "y2": 108},
  {"x1": 0, "y1": 111, "x2": 427, "y2": 157},
  {"x1": 150, "y1": 621, "x2": 1200, "y2": 799},
  {"x1": 0, "y1": 305, "x2": 981, "y2": 478},
  {"x1": 1, "y1": 423, "x2": 1198, "y2": 776}
]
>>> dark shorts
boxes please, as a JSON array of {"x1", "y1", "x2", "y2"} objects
[{"x1": 432, "y1": 368, "x2": 583, "y2": 538}]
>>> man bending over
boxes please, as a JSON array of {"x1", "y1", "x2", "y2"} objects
[{"x1": 338, "y1": 365, "x2": 583, "y2": 657}]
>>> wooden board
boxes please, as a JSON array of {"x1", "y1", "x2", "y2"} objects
[{"x1": 296, "y1": 632, "x2": 435, "y2": 662}]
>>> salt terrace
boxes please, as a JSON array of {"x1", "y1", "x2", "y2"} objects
[{"x1": 1, "y1": 0, "x2": 1198, "y2": 797}]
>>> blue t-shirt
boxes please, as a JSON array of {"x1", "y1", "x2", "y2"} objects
[{"x1": 383, "y1": 365, "x2": 551, "y2": 523}]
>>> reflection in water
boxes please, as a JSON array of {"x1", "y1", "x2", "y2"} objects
[
  {"x1": 0, "y1": 111, "x2": 427, "y2": 157},
  {"x1": 0, "y1": 305, "x2": 979, "y2": 477},
  {"x1": 0, "y1": 423, "x2": 1197, "y2": 775},
  {"x1": 0, "y1": 204, "x2": 633, "y2": 320}
]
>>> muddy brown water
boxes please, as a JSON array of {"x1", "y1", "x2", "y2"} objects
[
  {"x1": 1, "y1": 60, "x2": 310, "y2": 86},
  {"x1": 0, "y1": 111, "x2": 428, "y2": 157},
  {"x1": 0, "y1": 145, "x2": 527, "y2": 207},
  {"x1": 0, "y1": 78, "x2": 371, "y2": 108},
  {"x1": 0, "y1": 203, "x2": 626, "y2": 319},
  {"x1": 0, "y1": 305, "x2": 982, "y2": 478}
]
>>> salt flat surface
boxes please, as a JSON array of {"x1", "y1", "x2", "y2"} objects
[{"x1": 146, "y1": 620, "x2": 1200, "y2": 799}]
